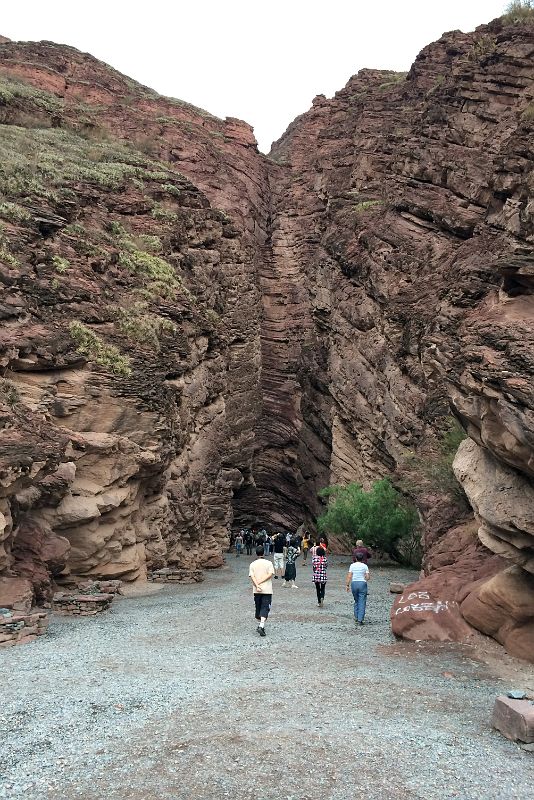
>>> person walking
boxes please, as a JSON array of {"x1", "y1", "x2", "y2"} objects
[
  {"x1": 264, "y1": 533, "x2": 271, "y2": 556},
  {"x1": 282, "y1": 537, "x2": 300, "y2": 589},
  {"x1": 235, "y1": 531, "x2": 244, "y2": 557},
  {"x1": 249, "y1": 545, "x2": 274, "y2": 637},
  {"x1": 272, "y1": 531, "x2": 285, "y2": 580},
  {"x1": 351, "y1": 539, "x2": 371, "y2": 564},
  {"x1": 302, "y1": 532, "x2": 310, "y2": 564},
  {"x1": 244, "y1": 529, "x2": 253, "y2": 556},
  {"x1": 346, "y1": 553, "x2": 370, "y2": 626},
  {"x1": 312, "y1": 545, "x2": 327, "y2": 606}
]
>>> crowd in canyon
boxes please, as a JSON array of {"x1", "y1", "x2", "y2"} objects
[{"x1": 0, "y1": 11, "x2": 533, "y2": 663}]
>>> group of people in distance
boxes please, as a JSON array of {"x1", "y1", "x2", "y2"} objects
[{"x1": 246, "y1": 528, "x2": 372, "y2": 637}]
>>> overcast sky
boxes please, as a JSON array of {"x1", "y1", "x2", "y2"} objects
[{"x1": 2, "y1": 0, "x2": 507, "y2": 152}]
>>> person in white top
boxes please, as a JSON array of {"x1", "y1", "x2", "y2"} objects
[
  {"x1": 346, "y1": 552, "x2": 370, "y2": 626},
  {"x1": 249, "y1": 545, "x2": 275, "y2": 637}
]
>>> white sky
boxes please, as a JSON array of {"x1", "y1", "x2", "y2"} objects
[{"x1": 1, "y1": 0, "x2": 507, "y2": 152}]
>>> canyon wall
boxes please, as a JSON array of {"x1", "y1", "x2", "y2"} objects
[
  {"x1": 0, "y1": 40, "x2": 267, "y2": 601},
  {"x1": 0, "y1": 16, "x2": 532, "y2": 658}
]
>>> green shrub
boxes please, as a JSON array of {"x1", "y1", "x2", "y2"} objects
[
  {"x1": 467, "y1": 34, "x2": 497, "y2": 63},
  {"x1": 317, "y1": 479, "x2": 420, "y2": 565},
  {"x1": 0, "y1": 201, "x2": 31, "y2": 224},
  {"x1": 203, "y1": 308, "x2": 220, "y2": 326},
  {"x1": 378, "y1": 72, "x2": 408, "y2": 91},
  {"x1": 69, "y1": 321, "x2": 131, "y2": 376},
  {"x1": 52, "y1": 255, "x2": 70, "y2": 273},
  {"x1": 502, "y1": 0, "x2": 534, "y2": 22},
  {"x1": 400, "y1": 417, "x2": 467, "y2": 502},
  {"x1": 0, "y1": 74, "x2": 63, "y2": 113},
  {"x1": 161, "y1": 183, "x2": 183, "y2": 198},
  {"x1": 136, "y1": 234, "x2": 162, "y2": 253},
  {"x1": 353, "y1": 200, "x2": 383, "y2": 213},
  {"x1": 0, "y1": 234, "x2": 19, "y2": 267},
  {"x1": 0, "y1": 125, "x2": 168, "y2": 202},
  {"x1": 151, "y1": 204, "x2": 179, "y2": 223},
  {"x1": 119, "y1": 248, "x2": 177, "y2": 286},
  {"x1": 0, "y1": 378, "x2": 20, "y2": 407},
  {"x1": 112, "y1": 302, "x2": 176, "y2": 349}
]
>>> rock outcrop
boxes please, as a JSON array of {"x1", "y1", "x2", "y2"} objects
[
  {"x1": 0, "y1": 42, "x2": 266, "y2": 602},
  {"x1": 0, "y1": 15, "x2": 533, "y2": 660}
]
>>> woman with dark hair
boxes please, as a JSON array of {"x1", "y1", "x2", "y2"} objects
[
  {"x1": 312, "y1": 545, "x2": 328, "y2": 606},
  {"x1": 310, "y1": 535, "x2": 328, "y2": 559},
  {"x1": 282, "y1": 537, "x2": 300, "y2": 589}
]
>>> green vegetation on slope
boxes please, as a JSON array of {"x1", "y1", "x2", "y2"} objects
[
  {"x1": 317, "y1": 479, "x2": 420, "y2": 566},
  {"x1": 69, "y1": 322, "x2": 131, "y2": 376},
  {"x1": 502, "y1": 0, "x2": 534, "y2": 23}
]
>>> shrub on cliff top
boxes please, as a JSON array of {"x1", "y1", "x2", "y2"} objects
[
  {"x1": 503, "y1": 0, "x2": 534, "y2": 22},
  {"x1": 317, "y1": 479, "x2": 420, "y2": 566}
]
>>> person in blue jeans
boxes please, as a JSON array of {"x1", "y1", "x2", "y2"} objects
[{"x1": 346, "y1": 553, "x2": 370, "y2": 626}]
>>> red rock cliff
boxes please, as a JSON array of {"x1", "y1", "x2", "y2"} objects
[{"x1": 0, "y1": 17, "x2": 533, "y2": 659}]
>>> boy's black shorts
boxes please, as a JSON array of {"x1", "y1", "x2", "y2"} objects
[{"x1": 254, "y1": 593, "x2": 272, "y2": 620}]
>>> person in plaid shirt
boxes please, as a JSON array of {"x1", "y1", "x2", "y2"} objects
[{"x1": 312, "y1": 546, "x2": 328, "y2": 606}]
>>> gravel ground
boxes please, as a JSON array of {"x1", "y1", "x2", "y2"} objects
[{"x1": 1, "y1": 556, "x2": 533, "y2": 800}]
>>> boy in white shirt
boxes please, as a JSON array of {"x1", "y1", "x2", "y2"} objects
[{"x1": 249, "y1": 545, "x2": 275, "y2": 637}]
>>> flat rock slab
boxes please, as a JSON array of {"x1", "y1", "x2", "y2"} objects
[{"x1": 491, "y1": 695, "x2": 534, "y2": 743}]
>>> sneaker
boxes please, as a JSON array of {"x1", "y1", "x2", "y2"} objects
[
  {"x1": 274, "y1": 576, "x2": 278, "y2": 579},
  {"x1": 359, "y1": 621, "x2": 364, "y2": 626},
  {"x1": 291, "y1": 584, "x2": 298, "y2": 589},
  {"x1": 257, "y1": 626, "x2": 266, "y2": 637}
]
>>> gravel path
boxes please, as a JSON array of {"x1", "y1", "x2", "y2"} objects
[{"x1": 1, "y1": 556, "x2": 533, "y2": 800}]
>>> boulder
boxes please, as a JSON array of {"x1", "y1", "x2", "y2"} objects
[
  {"x1": 0, "y1": 577, "x2": 33, "y2": 613},
  {"x1": 391, "y1": 583, "x2": 474, "y2": 642},
  {"x1": 491, "y1": 696, "x2": 534, "y2": 743},
  {"x1": 461, "y1": 567, "x2": 534, "y2": 663}
]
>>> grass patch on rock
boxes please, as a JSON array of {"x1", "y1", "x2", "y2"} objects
[
  {"x1": 69, "y1": 321, "x2": 131, "y2": 376},
  {"x1": 0, "y1": 378, "x2": 20, "y2": 407},
  {"x1": 111, "y1": 302, "x2": 176, "y2": 350}
]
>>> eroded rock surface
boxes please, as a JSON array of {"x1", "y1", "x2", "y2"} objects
[{"x1": 0, "y1": 42, "x2": 265, "y2": 603}]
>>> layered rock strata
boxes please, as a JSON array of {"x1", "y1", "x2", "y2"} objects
[
  {"x1": 0, "y1": 43, "x2": 266, "y2": 602},
  {"x1": 0, "y1": 17, "x2": 533, "y2": 659},
  {"x1": 256, "y1": 19, "x2": 534, "y2": 660}
]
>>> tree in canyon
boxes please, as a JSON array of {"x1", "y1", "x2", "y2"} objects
[{"x1": 317, "y1": 480, "x2": 420, "y2": 566}]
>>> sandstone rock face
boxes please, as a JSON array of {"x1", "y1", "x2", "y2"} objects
[
  {"x1": 0, "y1": 40, "x2": 265, "y2": 604},
  {"x1": 454, "y1": 440, "x2": 534, "y2": 575},
  {"x1": 0, "y1": 17, "x2": 533, "y2": 663}
]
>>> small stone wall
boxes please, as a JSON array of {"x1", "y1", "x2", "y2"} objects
[
  {"x1": 0, "y1": 608, "x2": 49, "y2": 648},
  {"x1": 148, "y1": 567, "x2": 204, "y2": 584},
  {"x1": 52, "y1": 592, "x2": 114, "y2": 615},
  {"x1": 76, "y1": 579, "x2": 122, "y2": 595}
]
